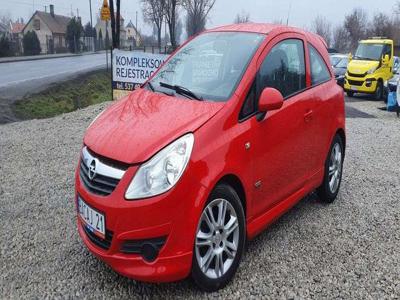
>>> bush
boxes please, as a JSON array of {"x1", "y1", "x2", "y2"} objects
[
  {"x1": 0, "y1": 36, "x2": 14, "y2": 57},
  {"x1": 66, "y1": 17, "x2": 83, "y2": 53},
  {"x1": 23, "y1": 31, "x2": 41, "y2": 55}
]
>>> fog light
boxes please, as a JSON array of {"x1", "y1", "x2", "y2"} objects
[{"x1": 141, "y1": 243, "x2": 159, "y2": 262}]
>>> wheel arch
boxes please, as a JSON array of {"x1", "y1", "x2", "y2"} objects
[
  {"x1": 336, "y1": 128, "x2": 346, "y2": 154},
  {"x1": 216, "y1": 174, "x2": 247, "y2": 217}
]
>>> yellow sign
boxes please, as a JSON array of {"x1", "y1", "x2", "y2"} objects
[{"x1": 101, "y1": 0, "x2": 111, "y2": 21}]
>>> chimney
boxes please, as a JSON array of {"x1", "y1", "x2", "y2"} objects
[{"x1": 50, "y1": 4, "x2": 54, "y2": 17}]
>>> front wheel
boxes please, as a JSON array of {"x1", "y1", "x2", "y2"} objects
[
  {"x1": 317, "y1": 135, "x2": 344, "y2": 203},
  {"x1": 374, "y1": 81, "x2": 383, "y2": 100},
  {"x1": 192, "y1": 184, "x2": 245, "y2": 292}
]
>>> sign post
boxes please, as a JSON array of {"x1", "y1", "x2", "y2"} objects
[{"x1": 100, "y1": 0, "x2": 111, "y2": 97}]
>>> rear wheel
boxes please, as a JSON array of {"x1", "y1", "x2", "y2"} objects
[
  {"x1": 374, "y1": 81, "x2": 383, "y2": 100},
  {"x1": 192, "y1": 184, "x2": 245, "y2": 292},
  {"x1": 347, "y1": 91, "x2": 354, "y2": 97},
  {"x1": 317, "y1": 135, "x2": 344, "y2": 203}
]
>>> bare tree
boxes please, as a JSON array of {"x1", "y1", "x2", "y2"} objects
[
  {"x1": 368, "y1": 12, "x2": 394, "y2": 38},
  {"x1": 183, "y1": 0, "x2": 215, "y2": 38},
  {"x1": 164, "y1": 0, "x2": 181, "y2": 49},
  {"x1": 234, "y1": 11, "x2": 250, "y2": 24},
  {"x1": 332, "y1": 25, "x2": 349, "y2": 53},
  {"x1": 344, "y1": 8, "x2": 368, "y2": 52},
  {"x1": 311, "y1": 16, "x2": 332, "y2": 47},
  {"x1": 141, "y1": 0, "x2": 165, "y2": 49}
]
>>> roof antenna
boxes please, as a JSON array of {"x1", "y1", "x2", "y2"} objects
[{"x1": 286, "y1": 1, "x2": 292, "y2": 25}]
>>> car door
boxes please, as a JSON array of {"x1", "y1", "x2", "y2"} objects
[{"x1": 242, "y1": 34, "x2": 315, "y2": 218}]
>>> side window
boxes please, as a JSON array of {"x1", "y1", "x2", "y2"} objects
[
  {"x1": 383, "y1": 44, "x2": 392, "y2": 58},
  {"x1": 257, "y1": 39, "x2": 306, "y2": 98},
  {"x1": 309, "y1": 44, "x2": 331, "y2": 85},
  {"x1": 240, "y1": 80, "x2": 256, "y2": 119}
]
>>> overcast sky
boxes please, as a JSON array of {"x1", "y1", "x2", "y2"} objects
[{"x1": 2, "y1": 0, "x2": 399, "y2": 37}]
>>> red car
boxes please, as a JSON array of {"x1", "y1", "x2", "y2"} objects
[{"x1": 75, "y1": 23, "x2": 345, "y2": 291}]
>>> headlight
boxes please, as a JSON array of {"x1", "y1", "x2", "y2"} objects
[
  {"x1": 367, "y1": 67, "x2": 377, "y2": 74},
  {"x1": 125, "y1": 133, "x2": 194, "y2": 199}
]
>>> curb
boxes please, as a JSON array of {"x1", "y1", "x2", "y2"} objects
[{"x1": 0, "y1": 51, "x2": 106, "y2": 64}]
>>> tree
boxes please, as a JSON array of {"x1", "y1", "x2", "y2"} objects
[
  {"x1": 333, "y1": 25, "x2": 349, "y2": 53},
  {"x1": 368, "y1": 12, "x2": 394, "y2": 38},
  {"x1": 105, "y1": 28, "x2": 110, "y2": 49},
  {"x1": 175, "y1": 17, "x2": 183, "y2": 43},
  {"x1": 234, "y1": 11, "x2": 250, "y2": 24},
  {"x1": 66, "y1": 17, "x2": 83, "y2": 53},
  {"x1": 0, "y1": 36, "x2": 13, "y2": 57},
  {"x1": 98, "y1": 29, "x2": 104, "y2": 50},
  {"x1": 23, "y1": 31, "x2": 41, "y2": 55},
  {"x1": 142, "y1": 0, "x2": 165, "y2": 49},
  {"x1": 311, "y1": 16, "x2": 332, "y2": 47},
  {"x1": 164, "y1": 0, "x2": 180, "y2": 49},
  {"x1": 344, "y1": 8, "x2": 368, "y2": 52},
  {"x1": 183, "y1": 0, "x2": 215, "y2": 37}
]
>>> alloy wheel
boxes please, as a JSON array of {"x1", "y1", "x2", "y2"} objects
[
  {"x1": 328, "y1": 143, "x2": 342, "y2": 194},
  {"x1": 195, "y1": 198, "x2": 240, "y2": 279}
]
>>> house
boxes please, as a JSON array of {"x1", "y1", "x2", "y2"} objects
[
  {"x1": 126, "y1": 20, "x2": 141, "y2": 47},
  {"x1": 95, "y1": 14, "x2": 129, "y2": 49},
  {"x1": 23, "y1": 5, "x2": 71, "y2": 54},
  {"x1": 0, "y1": 22, "x2": 9, "y2": 38}
]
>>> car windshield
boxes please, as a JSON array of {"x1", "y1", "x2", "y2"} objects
[
  {"x1": 354, "y1": 43, "x2": 384, "y2": 61},
  {"x1": 330, "y1": 56, "x2": 341, "y2": 67},
  {"x1": 149, "y1": 32, "x2": 265, "y2": 102},
  {"x1": 336, "y1": 58, "x2": 348, "y2": 68}
]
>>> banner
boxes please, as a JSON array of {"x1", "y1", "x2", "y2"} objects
[{"x1": 112, "y1": 49, "x2": 168, "y2": 91}]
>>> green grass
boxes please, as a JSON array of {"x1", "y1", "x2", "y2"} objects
[{"x1": 13, "y1": 70, "x2": 112, "y2": 120}]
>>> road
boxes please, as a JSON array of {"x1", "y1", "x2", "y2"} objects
[{"x1": 0, "y1": 53, "x2": 110, "y2": 100}]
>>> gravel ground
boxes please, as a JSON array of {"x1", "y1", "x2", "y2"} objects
[{"x1": 0, "y1": 97, "x2": 399, "y2": 299}]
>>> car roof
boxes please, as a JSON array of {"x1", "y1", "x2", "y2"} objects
[{"x1": 206, "y1": 23, "x2": 328, "y2": 49}]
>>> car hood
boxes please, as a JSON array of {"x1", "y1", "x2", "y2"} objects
[
  {"x1": 84, "y1": 89, "x2": 225, "y2": 164},
  {"x1": 333, "y1": 67, "x2": 346, "y2": 76},
  {"x1": 388, "y1": 74, "x2": 400, "y2": 85},
  {"x1": 347, "y1": 60, "x2": 380, "y2": 74}
]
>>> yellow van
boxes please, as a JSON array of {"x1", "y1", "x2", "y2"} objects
[{"x1": 344, "y1": 38, "x2": 394, "y2": 100}]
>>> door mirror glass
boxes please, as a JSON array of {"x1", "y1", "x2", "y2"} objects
[{"x1": 259, "y1": 88, "x2": 284, "y2": 112}]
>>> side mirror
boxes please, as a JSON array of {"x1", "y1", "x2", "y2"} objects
[
  {"x1": 259, "y1": 87, "x2": 284, "y2": 113},
  {"x1": 382, "y1": 54, "x2": 390, "y2": 64}
]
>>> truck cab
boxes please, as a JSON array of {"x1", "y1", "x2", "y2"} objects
[{"x1": 344, "y1": 38, "x2": 394, "y2": 100}]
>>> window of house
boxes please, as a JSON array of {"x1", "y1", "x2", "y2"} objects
[
  {"x1": 309, "y1": 44, "x2": 331, "y2": 86},
  {"x1": 257, "y1": 39, "x2": 306, "y2": 99},
  {"x1": 33, "y1": 19, "x2": 40, "y2": 30}
]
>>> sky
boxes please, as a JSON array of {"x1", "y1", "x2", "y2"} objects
[{"x1": 1, "y1": 0, "x2": 399, "y2": 37}]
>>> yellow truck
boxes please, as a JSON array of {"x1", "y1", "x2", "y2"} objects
[{"x1": 344, "y1": 38, "x2": 394, "y2": 100}]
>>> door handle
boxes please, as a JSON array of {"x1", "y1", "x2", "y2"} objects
[{"x1": 304, "y1": 110, "x2": 313, "y2": 122}]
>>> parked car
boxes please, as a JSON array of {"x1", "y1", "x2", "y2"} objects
[
  {"x1": 384, "y1": 69, "x2": 400, "y2": 103},
  {"x1": 344, "y1": 37, "x2": 394, "y2": 99},
  {"x1": 393, "y1": 56, "x2": 400, "y2": 74},
  {"x1": 75, "y1": 23, "x2": 346, "y2": 292},
  {"x1": 330, "y1": 54, "x2": 349, "y2": 87}
]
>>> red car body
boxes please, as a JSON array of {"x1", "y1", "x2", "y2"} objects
[{"x1": 75, "y1": 24, "x2": 345, "y2": 283}]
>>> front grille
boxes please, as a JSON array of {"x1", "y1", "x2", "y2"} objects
[
  {"x1": 80, "y1": 160, "x2": 120, "y2": 196},
  {"x1": 82, "y1": 224, "x2": 114, "y2": 250},
  {"x1": 347, "y1": 79, "x2": 364, "y2": 86},
  {"x1": 348, "y1": 72, "x2": 366, "y2": 78}
]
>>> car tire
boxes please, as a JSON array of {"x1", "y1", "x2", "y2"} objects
[
  {"x1": 191, "y1": 183, "x2": 246, "y2": 292},
  {"x1": 317, "y1": 134, "x2": 344, "y2": 203},
  {"x1": 346, "y1": 91, "x2": 354, "y2": 97},
  {"x1": 374, "y1": 81, "x2": 383, "y2": 100}
]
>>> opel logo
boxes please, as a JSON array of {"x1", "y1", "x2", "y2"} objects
[{"x1": 88, "y1": 159, "x2": 97, "y2": 180}]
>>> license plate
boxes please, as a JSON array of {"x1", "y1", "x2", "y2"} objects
[
  {"x1": 350, "y1": 86, "x2": 358, "y2": 91},
  {"x1": 78, "y1": 197, "x2": 105, "y2": 238}
]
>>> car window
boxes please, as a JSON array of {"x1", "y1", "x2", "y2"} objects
[
  {"x1": 309, "y1": 44, "x2": 331, "y2": 85},
  {"x1": 383, "y1": 44, "x2": 392, "y2": 58},
  {"x1": 257, "y1": 39, "x2": 306, "y2": 99}
]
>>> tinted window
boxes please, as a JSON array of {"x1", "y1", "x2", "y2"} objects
[
  {"x1": 309, "y1": 45, "x2": 331, "y2": 85},
  {"x1": 257, "y1": 39, "x2": 306, "y2": 98}
]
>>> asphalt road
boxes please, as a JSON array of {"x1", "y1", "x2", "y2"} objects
[
  {"x1": 0, "y1": 53, "x2": 110, "y2": 100},
  {"x1": 0, "y1": 97, "x2": 399, "y2": 299}
]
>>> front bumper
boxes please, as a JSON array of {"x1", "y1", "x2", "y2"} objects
[
  {"x1": 75, "y1": 160, "x2": 208, "y2": 282},
  {"x1": 344, "y1": 75, "x2": 378, "y2": 94}
]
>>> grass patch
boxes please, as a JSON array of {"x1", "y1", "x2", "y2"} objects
[{"x1": 13, "y1": 70, "x2": 112, "y2": 120}]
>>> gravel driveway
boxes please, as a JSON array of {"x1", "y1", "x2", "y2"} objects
[{"x1": 1, "y1": 98, "x2": 399, "y2": 299}]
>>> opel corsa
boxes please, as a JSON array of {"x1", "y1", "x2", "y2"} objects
[{"x1": 75, "y1": 24, "x2": 346, "y2": 291}]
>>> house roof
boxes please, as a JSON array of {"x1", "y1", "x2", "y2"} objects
[
  {"x1": 126, "y1": 20, "x2": 135, "y2": 28},
  {"x1": 11, "y1": 22, "x2": 25, "y2": 34},
  {"x1": 24, "y1": 11, "x2": 71, "y2": 34}
]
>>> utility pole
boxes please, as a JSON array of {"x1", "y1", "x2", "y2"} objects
[{"x1": 89, "y1": 0, "x2": 93, "y2": 28}]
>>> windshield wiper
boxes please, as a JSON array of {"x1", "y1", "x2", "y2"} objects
[
  {"x1": 146, "y1": 81, "x2": 155, "y2": 92},
  {"x1": 159, "y1": 82, "x2": 203, "y2": 101}
]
